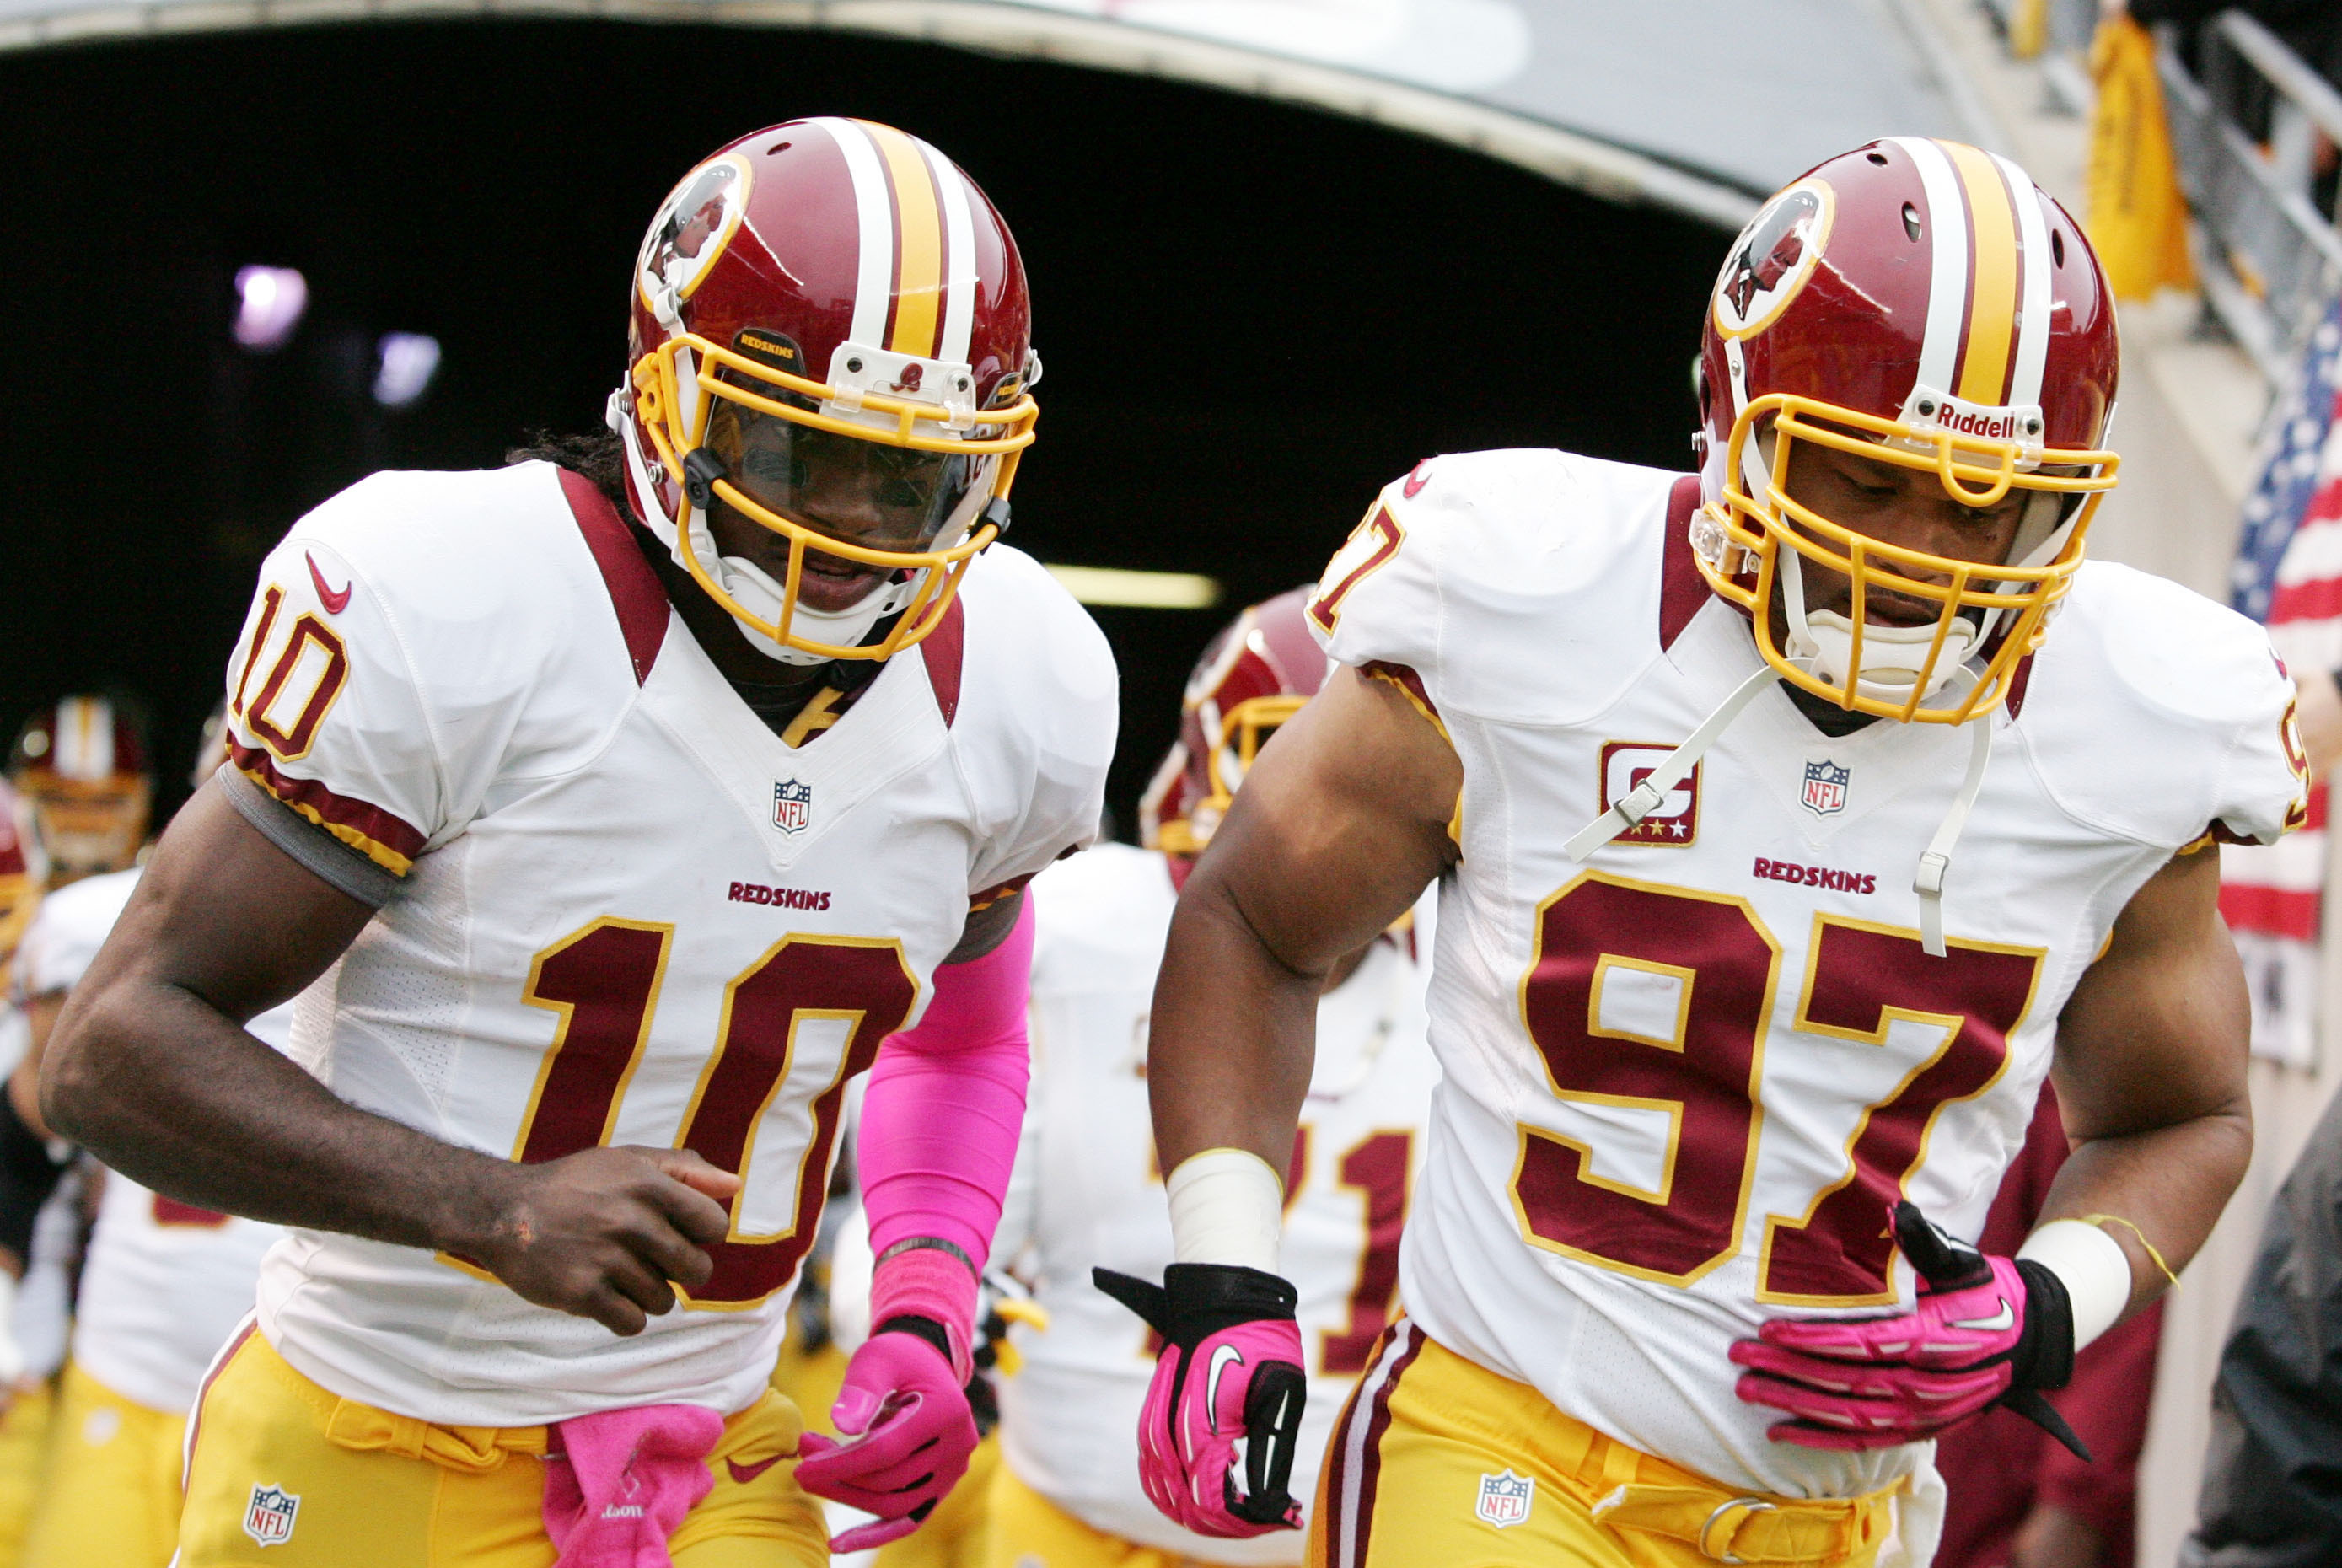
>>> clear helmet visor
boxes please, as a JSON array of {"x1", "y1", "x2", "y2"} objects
[{"x1": 703, "y1": 394, "x2": 977, "y2": 556}]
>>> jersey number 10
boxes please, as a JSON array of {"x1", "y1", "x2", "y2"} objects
[{"x1": 500, "y1": 918, "x2": 917, "y2": 1309}]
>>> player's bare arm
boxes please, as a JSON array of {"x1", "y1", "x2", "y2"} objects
[
  {"x1": 1149, "y1": 665, "x2": 1457, "y2": 1176},
  {"x1": 41, "y1": 785, "x2": 739, "y2": 1337},
  {"x1": 2044, "y1": 842, "x2": 2251, "y2": 1311}
]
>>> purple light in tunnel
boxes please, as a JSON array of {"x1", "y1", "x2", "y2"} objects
[{"x1": 233, "y1": 266, "x2": 308, "y2": 352}]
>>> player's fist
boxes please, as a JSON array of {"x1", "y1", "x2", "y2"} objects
[
  {"x1": 1730, "y1": 1201, "x2": 2085, "y2": 1454},
  {"x1": 1094, "y1": 1263, "x2": 1308, "y2": 1538},
  {"x1": 795, "y1": 1327, "x2": 980, "y2": 1552},
  {"x1": 468, "y1": 1146, "x2": 739, "y2": 1337}
]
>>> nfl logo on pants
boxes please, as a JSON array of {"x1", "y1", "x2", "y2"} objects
[
  {"x1": 244, "y1": 1484, "x2": 300, "y2": 1547},
  {"x1": 772, "y1": 779, "x2": 812, "y2": 835},
  {"x1": 1476, "y1": 1469, "x2": 1534, "y2": 1529}
]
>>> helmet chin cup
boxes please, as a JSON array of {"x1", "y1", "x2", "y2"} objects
[
  {"x1": 682, "y1": 518, "x2": 919, "y2": 667},
  {"x1": 1796, "y1": 610, "x2": 1979, "y2": 705}
]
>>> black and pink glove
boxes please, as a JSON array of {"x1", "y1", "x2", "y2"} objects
[
  {"x1": 1093, "y1": 1263, "x2": 1308, "y2": 1537},
  {"x1": 1730, "y1": 1202, "x2": 2088, "y2": 1457}
]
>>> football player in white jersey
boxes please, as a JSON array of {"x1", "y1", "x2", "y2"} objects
[
  {"x1": 42, "y1": 120, "x2": 1115, "y2": 1568},
  {"x1": 991, "y1": 589, "x2": 1438, "y2": 1568},
  {"x1": 8, "y1": 712, "x2": 287, "y2": 1568},
  {"x1": 1125, "y1": 141, "x2": 2309, "y2": 1568},
  {"x1": 0, "y1": 696, "x2": 153, "y2": 1564}
]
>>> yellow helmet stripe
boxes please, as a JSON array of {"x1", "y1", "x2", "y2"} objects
[
  {"x1": 861, "y1": 121, "x2": 945, "y2": 360},
  {"x1": 1942, "y1": 141, "x2": 2021, "y2": 407},
  {"x1": 1992, "y1": 150, "x2": 2054, "y2": 410}
]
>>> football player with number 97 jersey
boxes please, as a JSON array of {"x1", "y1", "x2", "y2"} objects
[
  {"x1": 1139, "y1": 139, "x2": 2306, "y2": 1568},
  {"x1": 43, "y1": 119, "x2": 1115, "y2": 1568}
]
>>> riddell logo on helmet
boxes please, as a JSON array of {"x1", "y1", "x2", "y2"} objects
[{"x1": 1905, "y1": 390, "x2": 2044, "y2": 448}]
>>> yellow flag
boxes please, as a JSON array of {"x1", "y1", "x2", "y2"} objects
[
  {"x1": 2086, "y1": 13, "x2": 2199, "y2": 300},
  {"x1": 2010, "y1": 0, "x2": 2048, "y2": 61}
]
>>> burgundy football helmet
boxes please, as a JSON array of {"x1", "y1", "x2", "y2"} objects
[
  {"x1": 610, "y1": 119, "x2": 1039, "y2": 665},
  {"x1": 9, "y1": 694, "x2": 152, "y2": 884},
  {"x1": 1141, "y1": 588, "x2": 1330, "y2": 856},
  {"x1": 1693, "y1": 138, "x2": 2121, "y2": 723}
]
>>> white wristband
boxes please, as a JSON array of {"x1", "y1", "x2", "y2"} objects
[
  {"x1": 0, "y1": 1271, "x2": 21, "y2": 1388},
  {"x1": 1167, "y1": 1148, "x2": 1285, "y2": 1272},
  {"x1": 2017, "y1": 1219, "x2": 2133, "y2": 1351}
]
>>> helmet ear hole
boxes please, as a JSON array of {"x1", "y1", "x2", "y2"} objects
[
  {"x1": 2050, "y1": 227, "x2": 2066, "y2": 269},
  {"x1": 1901, "y1": 203, "x2": 1922, "y2": 242}
]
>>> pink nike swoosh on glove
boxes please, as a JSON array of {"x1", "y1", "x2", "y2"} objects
[
  {"x1": 1730, "y1": 1253, "x2": 2032, "y2": 1450},
  {"x1": 1134, "y1": 1318, "x2": 1307, "y2": 1538},
  {"x1": 542, "y1": 1404, "x2": 723, "y2": 1567},
  {"x1": 795, "y1": 1329, "x2": 979, "y2": 1553}
]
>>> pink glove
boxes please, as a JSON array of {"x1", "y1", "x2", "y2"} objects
[
  {"x1": 1094, "y1": 1264, "x2": 1308, "y2": 1538},
  {"x1": 1731, "y1": 1202, "x2": 2085, "y2": 1455},
  {"x1": 794, "y1": 1328, "x2": 980, "y2": 1553}
]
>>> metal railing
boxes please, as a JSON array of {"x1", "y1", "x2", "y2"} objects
[
  {"x1": 1976, "y1": 0, "x2": 2098, "y2": 62},
  {"x1": 2160, "y1": 12, "x2": 2342, "y2": 383}
]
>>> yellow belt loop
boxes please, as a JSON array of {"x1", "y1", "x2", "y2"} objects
[{"x1": 325, "y1": 1397, "x2": 545, "y2": 1473}]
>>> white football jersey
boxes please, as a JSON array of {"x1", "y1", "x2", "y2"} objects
[
  {"x1": 22, "y1": 868, "x2": 294, "y2": 1415},
  {"x1": 996, "y1": 843, "x2": 1441, "y2": 1564},
  {"x1": 223, "y1": 461, "x2": 1115, "y2": 1426},
  {"x1": 1308, "y1": 450, "x2": 2308, "y2": 1501}
]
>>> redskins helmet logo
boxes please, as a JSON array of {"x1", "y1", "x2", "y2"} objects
[
  {"x1": 1712, "y1": 179, "x2": 1834, "y2": 341},
  {"x1": 637, "y1": 153, "x2": 752, "y2": 311}
]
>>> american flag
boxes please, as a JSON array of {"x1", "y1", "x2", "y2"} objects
[{"x1": 2222, "y1": 298, "x2": 2342, "y2": 1068}]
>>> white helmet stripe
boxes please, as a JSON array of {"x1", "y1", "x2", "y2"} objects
[
  {"x1": 1991, "y1": 151, "x2": 2052, "y2": 411},
  {"x1": 813, "y1": 116, "x2": 895, "y2": 349},
  {"x1": 1889, "y1": 137, "x2": 1970, "y2": 401},
  {"x1": 921, "y1": 137, "x2": 979, "y2": 368},
  {"x1": 56, "y1": 697, "x2": 115, "y2": 782}
]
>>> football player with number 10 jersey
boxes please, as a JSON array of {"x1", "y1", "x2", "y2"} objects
[
  {"x1": 1132, "y1": 139, "x2": 2307, "y2": 1568},
  {"x1": 43, "y1": 119, "x2": 1115, "y2": 1568}
]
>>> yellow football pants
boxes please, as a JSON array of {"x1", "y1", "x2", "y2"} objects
[
  {"x1": 873, "y1": 1431, "x2": 999, "y2": 1568},
  {"x1": 0, "y1": 1381, "x2": 56, "y2": 1568},
  {"x1": 981, "y1": 1458, "x2": 1249, "y2": 1568},
  {"x1": 179, "y1": 1329, "x2": 827, "y2": 1567},
  {"x1": 1307, "y1": 1323, "x2": 1903, "y2": 1568},
  {"x1": 22, "y1": 1361, "x2": 185, "y2": 1568}
]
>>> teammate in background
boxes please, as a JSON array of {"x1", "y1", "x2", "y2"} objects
[
  {"x1": 13, "y1": 712, "x2": 291, "y2": 1568},
  {"x1": 0, "y1": 697, "x2": 153, "y2": 1568},
  {"x1": 1020, "y1": 589, "x2": 1439, "y2": 1567},
  {"x1": 44, "y1": 120, "x2": 1115, "y2": 1567},
  {"x1": 1132, "y1": 140, "x2": 2305, "y2": 1568}
]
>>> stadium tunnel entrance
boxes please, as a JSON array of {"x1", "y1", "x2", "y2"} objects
[{"x1": 0, "y1": 20, "x2": 1725, "y2": 830}]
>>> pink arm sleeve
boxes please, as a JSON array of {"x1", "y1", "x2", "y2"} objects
[{"x1": 858, "y1": 892, "x2": 1034, "y2": 1286}]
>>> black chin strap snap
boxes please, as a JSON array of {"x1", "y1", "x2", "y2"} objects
[
  {"x1": 980, "y1": 497, "x2": 1011, "y2": 539},
  {"x1": 681, "y1": 448, "x2": 728, "y2": 511}
]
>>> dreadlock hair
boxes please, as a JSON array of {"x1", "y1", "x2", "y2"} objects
[{"x1": 505, "y1": 428, "x2": 628, "y2": 509}]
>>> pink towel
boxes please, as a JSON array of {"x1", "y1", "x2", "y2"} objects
[{"x1": 542, "y1": 1404, "x2": 724, "y2": 1568}]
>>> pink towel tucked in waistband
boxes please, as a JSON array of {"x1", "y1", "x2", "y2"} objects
[{"x1": 543, "y1": 1404, "x2": 725, "y2": 1568}]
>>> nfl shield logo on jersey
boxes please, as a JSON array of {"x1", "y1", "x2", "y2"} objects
[
  {"x1": 244, "y1": 1484, "x2": 300, "y2": 1547},
  {"x1": 772, "y1": 779, "x2": 812, "y2": 835},
  {"x1": 1801, "y1": 760, "x2": 1850, "y2": 817},
  {"x1": 1475, "y1": 1469, "x2": 1534, "y2": 1529}
]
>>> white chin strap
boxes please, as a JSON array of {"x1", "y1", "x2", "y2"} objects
[{"x1": 1562, "y1": 659, "x2": 1997, "y2": 959}]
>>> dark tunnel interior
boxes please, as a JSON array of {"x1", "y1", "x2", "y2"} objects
[{"x1": 0, "y1": 21, "x2": 1725, "y2": 830}]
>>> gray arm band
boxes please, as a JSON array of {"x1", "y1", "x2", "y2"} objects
[{"x1": 215, "y1": 768, "x2": 403, "y2": 909}]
